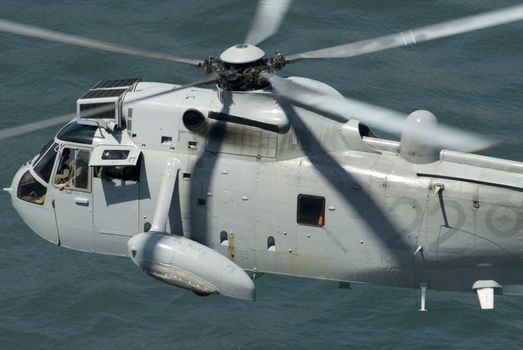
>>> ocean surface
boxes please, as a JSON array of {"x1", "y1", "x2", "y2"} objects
[{"x1": 1, "y1": 1, "x2": 523, "y2": 349}]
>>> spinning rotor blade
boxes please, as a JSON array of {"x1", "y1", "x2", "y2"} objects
[
  {"x1": 266, "y1": 74, "x2": 495, "y2": 152},
  {"x1": 245, "y1": 0, "x2": 292, "y2": 46},
  {"x1": 0, "y1": 115, "x2": 73, "y2": 141},
  {"x1": 287, "y1": 4, "x2": 523, "y2": 62},
  {"x1": 0, "y1": 19, "x2": 202, "y2": 66},
  {"x1": 0, "y1": 75, "x2": 218, "y2": 141},
  {"x1": 111, "y1": 74, "x2": 219, "y2": 111}
]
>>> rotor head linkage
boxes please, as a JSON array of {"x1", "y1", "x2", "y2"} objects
[{"x1": 200, "y1": 44, "x2": 287, "y2": 91}]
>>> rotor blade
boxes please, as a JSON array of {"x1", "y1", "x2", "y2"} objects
[
  {"x1": 245, "y1": 0, "x2": 292, "y2": 46},
  {"x1": 0, "y1": 115, "x2": 74, "y2": 141},
  {"x1": 0, "y1": 75, "x2": 218, "y2": 141},
  {"x1": 287, "y1": 4, "x2": 523, "y2": 62},
  {"x1": 265, "y1": 74, "x2": 495, "y2": 152},
  {"x1": 0, "y1": 18, "x2": 202, "y2": 66},
  {"x1": 113, "y1": 74, "x2": 219, "y2": 110}
]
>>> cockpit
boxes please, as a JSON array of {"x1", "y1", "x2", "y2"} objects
[
  {"x1": 16, "y1": 122, "x2": 97, "y2": 206},
  {"x1": 10, "y1": 119, "x2": 142, "y2": 252},
  {"x1": 9, "y1": 79, "x2": 144, "y2": 252}
]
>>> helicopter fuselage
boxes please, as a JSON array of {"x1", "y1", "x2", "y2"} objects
[{"x1": 8, "y1": 79, "x2": 523, "y2": 297}]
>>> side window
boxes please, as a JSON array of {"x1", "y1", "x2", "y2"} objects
[
  {"x1": 54, "y1": 148, "x2": 91, "y2": 191},
  {"x1": 297, "y1": 194, "x2": 325, "y2": 227},
  {"x1": 94, "y1": 156, "x2": 141, "y2": 182}
]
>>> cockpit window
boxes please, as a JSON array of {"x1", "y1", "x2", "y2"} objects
[
  {"x1": 33, "y1": 142, "x2": 58, "y2": 183},
  {"x1": 17, "y1": 171, "x2": 47, "y2": 205},
  {"x1": 57, "y1": 122, "x2": 98, "y2": 145},
  {"x1": 54, "y1": 148, "x2": 91, "y2": 191},
  {"x1": 33, "y1": 139, "x2": 54, "y2": 165}
]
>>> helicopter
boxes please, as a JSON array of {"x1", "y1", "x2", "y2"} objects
[{"x1": 1, "y1": 0, "x2": 523, "y2": 310}]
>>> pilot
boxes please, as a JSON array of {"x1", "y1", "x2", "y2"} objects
[
  {"x1": 54, "y1": 148, "x2": 72, "y2": 190},
  {"x1": 54, "y1": 149, "x2": 85, "y2": 190}
]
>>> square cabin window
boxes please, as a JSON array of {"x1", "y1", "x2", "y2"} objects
[{"x1": 297, "y1": 194, "x2": 325, "y2": 227}]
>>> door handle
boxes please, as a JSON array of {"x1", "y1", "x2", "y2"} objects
[{"x1": 74, "y1": 197, "x2": 89, "y2": 206}]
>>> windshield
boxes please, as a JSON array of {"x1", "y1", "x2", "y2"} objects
[
  {"x1": 33, "y1": 139, "x2": 55, "y2": 165},
  {"x1": 33, "y1": 142, "x2": 58, "y2": 183},
  {"x1": 17, "y1": 170, "x2": 47, "y2": 205}
]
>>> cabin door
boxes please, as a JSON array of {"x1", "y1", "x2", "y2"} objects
[
  {"x1": 51, "y1": 146, "x2": 94, "y2": 252},
  {"x1": 91, "y1": 164, "x2": 140, "y2": 255},
  {"x1": 90, "y1": 146, "x2": 142, "y2": 255}
]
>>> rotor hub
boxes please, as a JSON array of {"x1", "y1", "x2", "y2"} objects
[
  {"x1": 202, "y1": 46, "x2": 286, "y2": 91},
  {"x1": 220, "y1": 44, "x2": 265, "y2": 64}
]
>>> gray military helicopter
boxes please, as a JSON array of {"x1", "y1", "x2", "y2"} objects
[{"x1": 2, "y1": 0, "x2": 523, "y2": 310}]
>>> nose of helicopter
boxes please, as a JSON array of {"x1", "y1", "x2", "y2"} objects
[
  {"x1": 3, "y1": 183, "x2": 13, "y2": 197},
  {"x1": 5, "y1": 164, "x2": 33, "y2": 224},
  {"x1": 6, "y1": 163, "x2": 61, "y2": 245},
  {"x1": 5, "y1": 161, "x2": 24, "y2": 189},
  {"x1": 5, "y1": 163, "x2": 29, "y2": 202}
]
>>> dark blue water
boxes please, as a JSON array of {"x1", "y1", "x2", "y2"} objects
[{"x1": 1, "y1": 1, "x2": 523, "y2": 348}]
